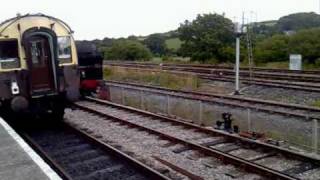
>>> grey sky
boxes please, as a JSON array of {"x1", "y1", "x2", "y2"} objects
[{"x1": 0, "y1": 0, "x2": 318, "y2": 40}]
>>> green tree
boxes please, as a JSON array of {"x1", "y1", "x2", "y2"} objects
[
  {"x1": 254, "y1": 28, "x2": 320, "y2": 64},
  {"x1": 104, "y1": 40, "x2": 152, "y2": 61},
  {"x1": 178, "y1": 13, "x2": 235, "y2": 62},
  {"x1": 288, "y1": 28, "x2": 320, "y2": 63},
  {"x1": 255, "y1": 34, "x2": 289, "y2": 63},
  {"x1": 143, "y1": 34, "x2": 167, "y2": 56}
]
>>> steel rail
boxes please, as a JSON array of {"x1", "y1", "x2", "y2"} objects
[
  {"x1": 104, "y1": 62, "x2": 320, "y2": 82},
  {"x1": 104, "y1": 61, "x2": 320, "y2": 77},
  {"x1": 104, "y1": 80, "x2": 320, "y2": 120},
  {"x1": 104, "y1": 64, "x2": 320, "y2": 92},
  {"x1": 19, "y1": 132, "x2": 73, "y2": 180},
  {"x1": 69, "y1": 124, "x2": 170, "y2": 180},
  {"x1": 20, "y1": 123, "x2": 169, "y2": 180},
  {"x1": 104, "y1": 61, "x2": 320, "y2": 75},
  {"x1": 84, "y1": 97, "x2": 320, "y2": 163},
  {"x1": 74, "y1": 99, "x2": 307, "y2": 180}
]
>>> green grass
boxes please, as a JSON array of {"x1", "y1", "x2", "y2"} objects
[
  {"x1": 104, "y1": 66, "x2": 199, "y2": 90},
  {"x1": 312, "y1": 100, "x2": 320, "y2": 108},
  {"x1": 165, "y1": 38, "x2": 182, "y2": 50},
  {"x1": 257, "y1": 62, "x2": 289, "y2": 69}
]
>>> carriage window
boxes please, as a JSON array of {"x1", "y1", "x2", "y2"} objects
[
  {"x1": 58, "y1": 36, "x2": 72, "y2": 64},
  {"x1": 0, "y1": 40, "x2": 20, "y2": 69}
]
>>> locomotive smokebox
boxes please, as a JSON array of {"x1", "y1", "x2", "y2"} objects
[{"x1": 11, "y1": 96, "x2": 29, "y2": 112}]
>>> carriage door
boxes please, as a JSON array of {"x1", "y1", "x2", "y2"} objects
[{"x1": 26, "y1": 36, "x2": 55, "y2": 93}]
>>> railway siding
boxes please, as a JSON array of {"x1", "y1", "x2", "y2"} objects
[
  {"x1": 69, "y1": 99, "x2": 320, "y2": 179},
  {"x1": 104, "y1": 81, "x2": 320, "y2": 153},
  {"x1": 104, "y1": 61, "x2": 320, "y2": 83},
  {"x1": 66, "y1": 109, "x2": 253, "y2": 179},
  {"x1": 104, "y1": 65, "x2": 320, "y2": 106},
  {"x1": 104, "y1": 62, "x2": 320, "y2": 92}
]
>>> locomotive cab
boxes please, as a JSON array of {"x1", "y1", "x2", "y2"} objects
[
  {"x1": 76, "y1": 41, "x2": 103, "y2": 95},
  {"x1": 0, "y1": 14, "x2": 80, "y2": 119}
]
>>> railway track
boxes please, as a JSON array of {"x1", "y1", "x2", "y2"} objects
[
  {"x1": 162, "y1": 65, "x2": 320, "y2": 83},
  {"x1": 104, "y1": 62, "x2": 320, "y2": 91},
  {"x1": 70, "y1": 97, "x2": 320, "y2": 179},
  {"x1": 105, "y1": 61, "x2": 320, "y2": 82},
  {"x1": 162, "y1": 63, "x2": 320, "y2": 75},
  {"x1": 105, "y1": 61, "x2": 320, "y2": 75},
  {"x1": 16, "y1": 122, "x2": 168, "y2": 180},
  {"x1": 105, "y1": 80, "x2": 320, "y2": 120}
]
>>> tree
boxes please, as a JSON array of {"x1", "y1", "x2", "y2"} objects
[
  {"x1": 255, "y1": 34, "x2": 289, "y2": 63},
  {"x1": 104, "y1": 40, "x2": 152, "y2": 61},
  {"x1": 178, "y1": 13, "x2": 235, "y2": 62},
  {"x1": 288, "y1": 28, "x2": 320, "y2": 63},
  {"x1": 254, "y1": 28, "x2": 320, "y2": 64},
  {"x1": 277, "y1": 12, "x2": 320, "y2": 32},
  {"x1": 143, "y1": 34, "x2": 167, "y2": 56}
]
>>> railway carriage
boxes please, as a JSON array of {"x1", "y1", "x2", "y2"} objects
[{"x1": 0, "y1": 13, "x2": 80, "y2": 119}]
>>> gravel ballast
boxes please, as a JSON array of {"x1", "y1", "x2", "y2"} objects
[{"x1": 65, "y1": 108, "x2": 261, "y2": 180}]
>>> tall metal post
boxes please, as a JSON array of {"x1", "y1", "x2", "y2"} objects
[
  {"x1": 235, "y1": 36, "x2": 240, "y2": 95},
  {"x1": 233, "y1": 21, "x2": 243, "y2": 95}
]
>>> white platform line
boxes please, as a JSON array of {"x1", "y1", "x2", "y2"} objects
[{"x1": 0, "y1": 117, "x2": 62, "y2": 180}]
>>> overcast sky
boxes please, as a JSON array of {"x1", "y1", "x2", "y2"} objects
[{"x1": 0, "y1": 0, "x2": 318, "y2": 40}]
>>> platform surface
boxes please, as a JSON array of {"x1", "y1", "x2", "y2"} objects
[{"x1": 0, "y1": 117, "x2": 61, "y2": 180}]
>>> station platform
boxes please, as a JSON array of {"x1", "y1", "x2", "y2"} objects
[{"x1": 0, "y1": 117, "x2": 61, "y2": 180}]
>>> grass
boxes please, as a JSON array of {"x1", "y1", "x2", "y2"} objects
[
  {"x1": 104, "y1": 66, "x2": 199, "y2": 90},
  {"x1": 312, "y1": 100, "x2": 320, "y2": 108},
  {"x1": 255, "y1": 62, "x2": 289, "y2": 69}
]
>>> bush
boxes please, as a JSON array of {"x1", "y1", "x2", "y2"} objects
[
  {"x1": 104, "y1": 40, "x2": 152, "y2": 61},
  {"x1": 255, "y1": 34, "x2": 289, "y2": 63},
  {"x1": 255, "y1": 28, "x2": 320, "y2": 64},
  {"x1": 288, "y1": 28, "x2": 320, "y2": 63}
]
